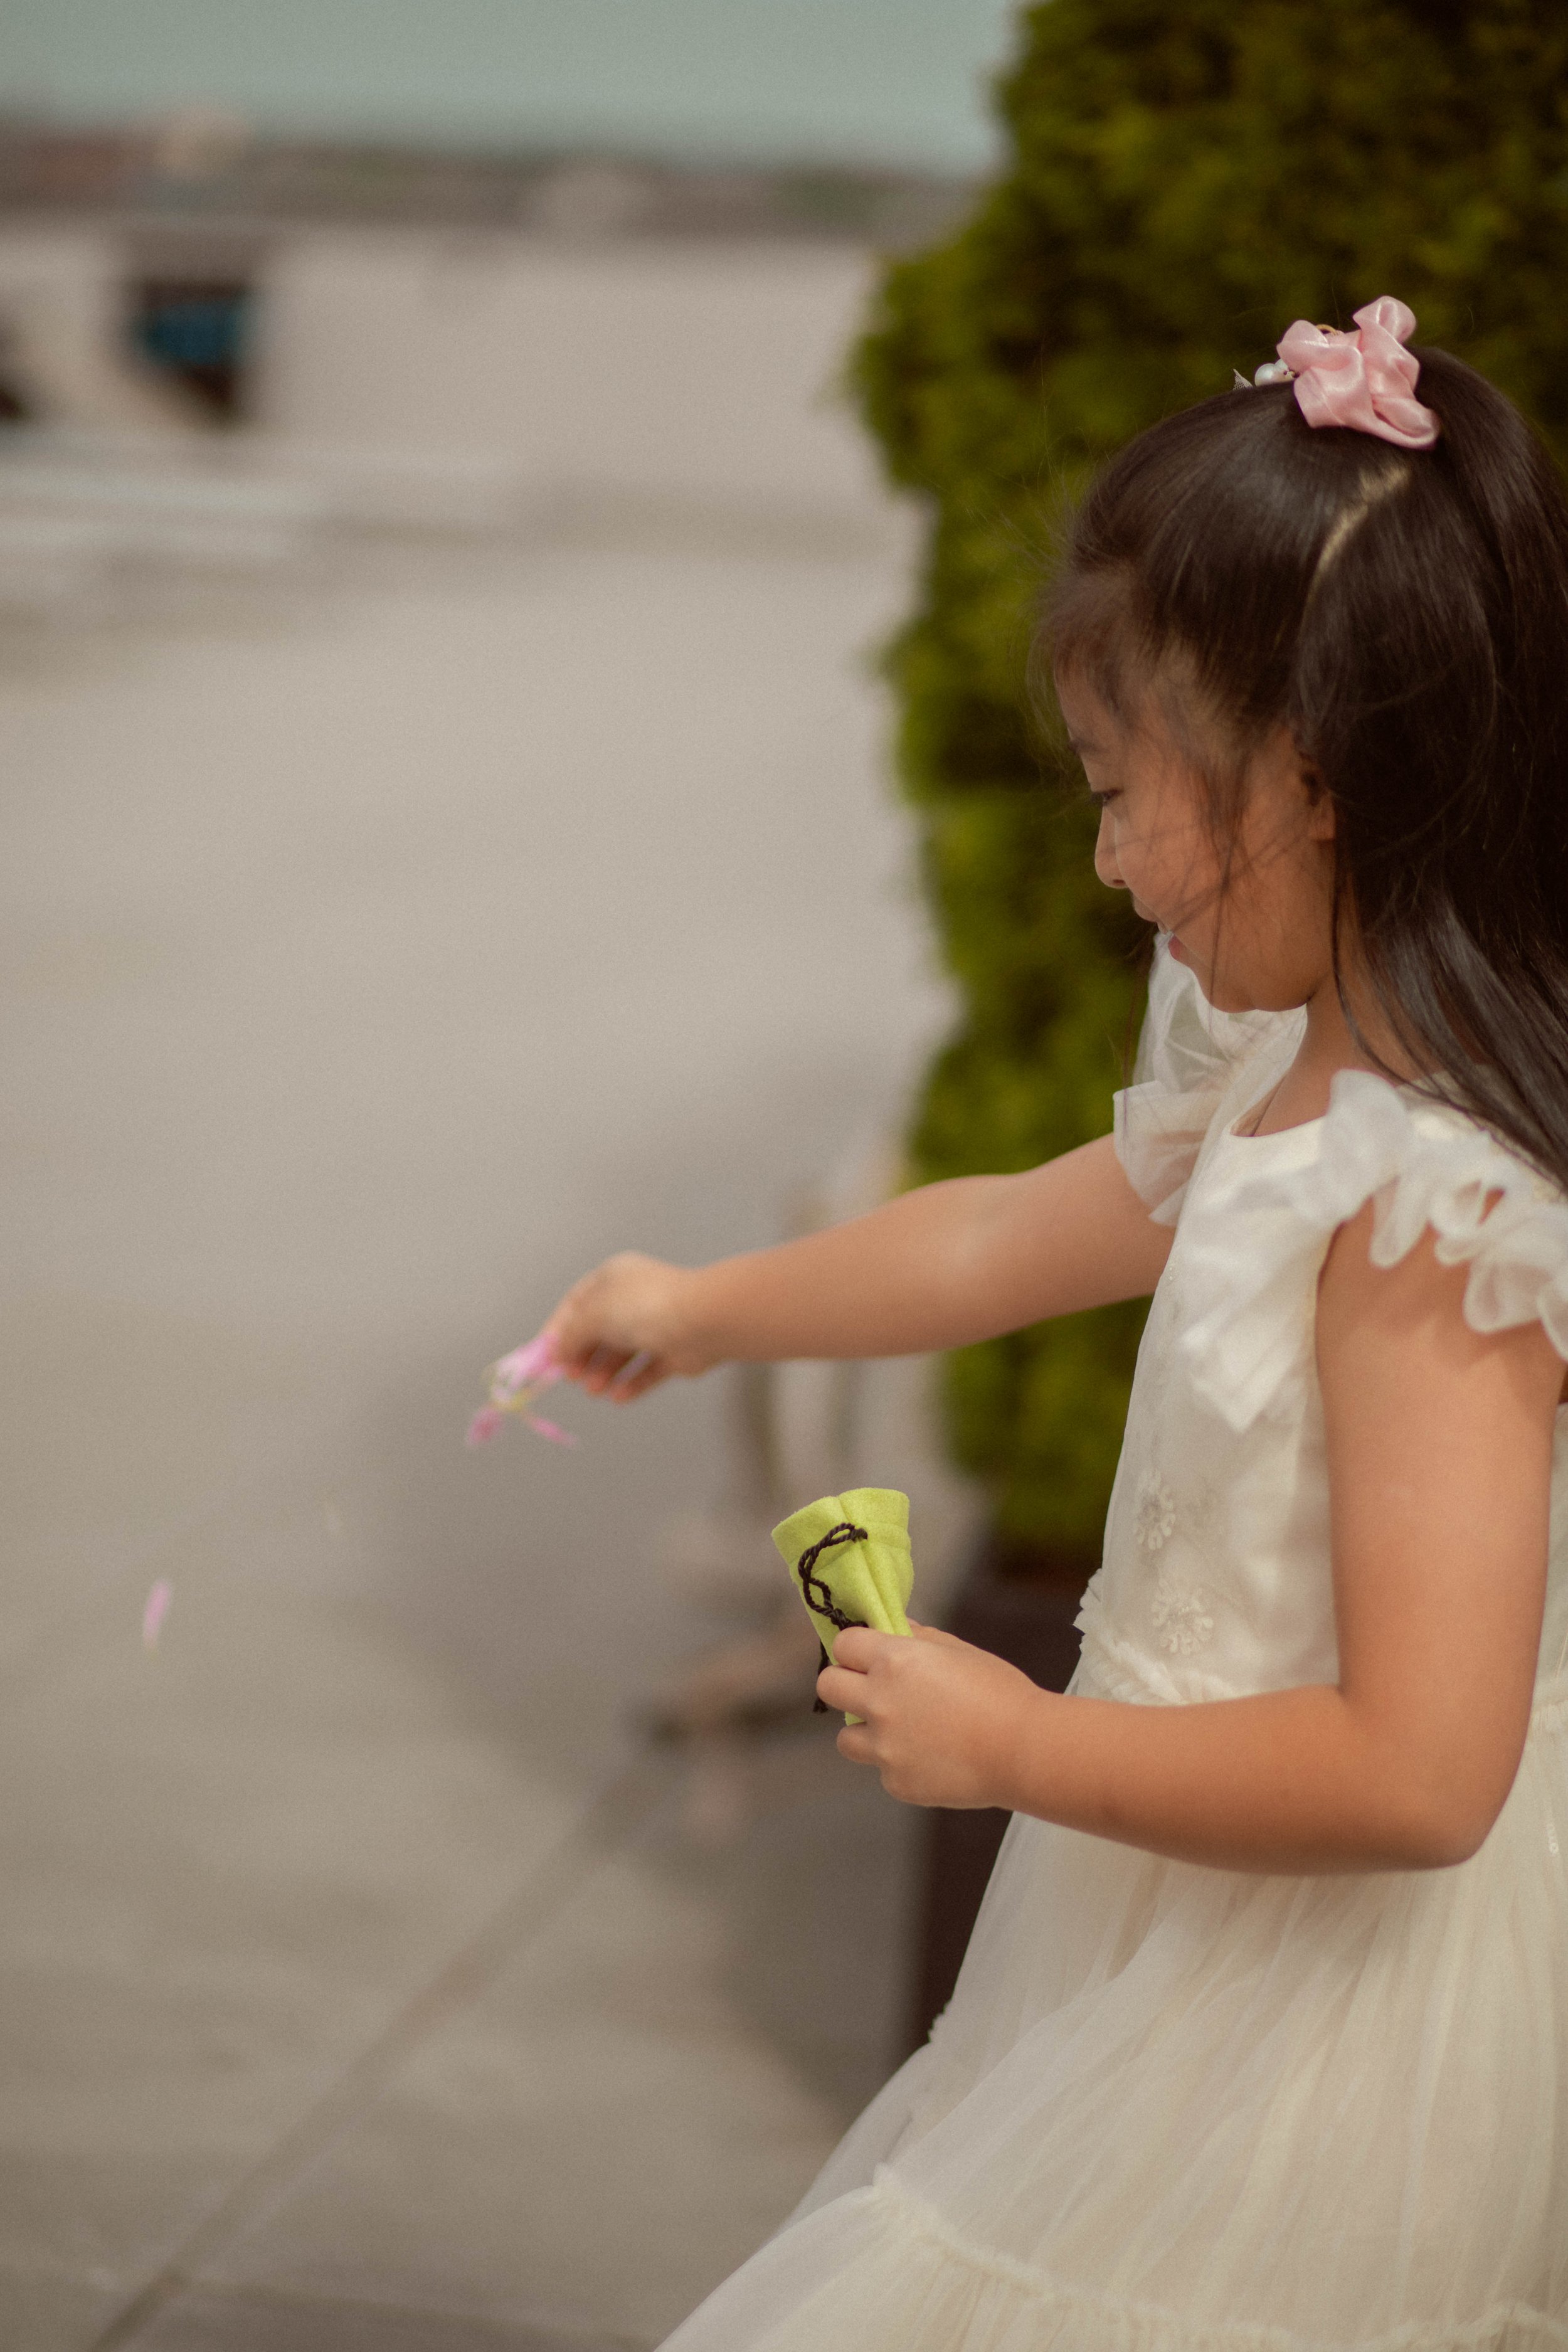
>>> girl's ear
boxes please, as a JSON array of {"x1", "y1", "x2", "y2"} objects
[{"x1": 1302, "y1": 761, "x2": 1336, "y2": 841}]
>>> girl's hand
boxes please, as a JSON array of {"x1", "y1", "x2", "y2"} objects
[
  {"x1": 544, "y1": 1252, "x2": 714, "y2": 1401},
  {"x1": 818, "y1": 1623, "x2": 1044, "y2": 1809}
]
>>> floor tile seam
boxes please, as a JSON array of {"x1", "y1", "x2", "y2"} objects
[
  {"x1": 132, "y1": 2271, "x2": 655, "y2": 2351},
  {"x1": 87, "y1": 1747, "x2": 675, "y2": 2352}
]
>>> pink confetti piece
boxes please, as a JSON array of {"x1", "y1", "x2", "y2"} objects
[
  {"x1": 467, "y1": 1329, "x2": 576, "y2": 1449},
  {"x1": 142, "y1": 1579, "x2": 173, "y2": 1650},
  {"x1": 493, "y1": 1333, "x2": 564, "y2": 1394},
  {"x1": 524, "y1": 1414, "x2": 578, "y2": 1448}
]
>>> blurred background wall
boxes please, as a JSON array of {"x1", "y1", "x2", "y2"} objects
[{"x1": 0, "y1": 8, "x2": 1017, "y2": 2351}]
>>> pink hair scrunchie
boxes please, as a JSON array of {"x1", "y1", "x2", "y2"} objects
[{"x1": 1273, "y1": 297, "x2": 1440, "y2": 450}]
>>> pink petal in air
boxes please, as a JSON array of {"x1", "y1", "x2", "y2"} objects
[
  {"x1": 142, "y1": 1579, "x2": 173, "y2": 1649},
  {"x1": 465, "y1": 1405, "x2": 507, "y2": 1446},
  {"x1": 493, "y1": 1332, "x2": 563, "y2": 1394},
  {"x1": 524, "y1": 1414, "x2": 578, "y2": 1447}
]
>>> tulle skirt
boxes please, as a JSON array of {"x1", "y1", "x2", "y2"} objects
[{"x1": 659, "y1": 1670, "x2": 1568, "y2": 2351}]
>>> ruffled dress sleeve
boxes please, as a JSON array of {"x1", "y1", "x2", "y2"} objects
[
  {"x1": 1178, "y1": 1070, "x2": 1568, "y2": 1433},
  {"x1": 1113, "y1": 937, "x2": 1297, "y2": 1225}
]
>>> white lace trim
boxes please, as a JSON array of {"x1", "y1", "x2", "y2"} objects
[
  {"x1": 1179, "y1": 1071, "x2": 1568, "y2": 1432},
  {"x1": 1114, "y1": 941, "x2": 1296, "y2": 1226},
  {"x1": 871, "y1": 2169, "x2": 1568, "y2": 2352}
]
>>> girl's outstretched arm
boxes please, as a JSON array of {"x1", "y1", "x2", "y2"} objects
[
  {"x1": 544, "y1": 1133, "x2": 1170, "y2": 1396},
  {"x1": 822, "y1": 1202, "x2": 1563, "y2": 1873}
]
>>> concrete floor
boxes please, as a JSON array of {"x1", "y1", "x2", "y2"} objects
[{"x1": 0, "y1": 405, "x2": 970, "y2": 2344}]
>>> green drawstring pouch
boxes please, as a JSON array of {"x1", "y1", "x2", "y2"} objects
[{"x1": 771, "y1": 1487, "x2": 913, "y2": 1724}]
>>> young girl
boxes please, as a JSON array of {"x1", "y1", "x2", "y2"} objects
[{"x1": 544, "y1": 299, "x2": 1568, "y2": 2348}]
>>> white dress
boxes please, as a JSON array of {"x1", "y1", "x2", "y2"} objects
[{"x1": 660, "y1": 944, "x2": 1568, "y2": 2352}]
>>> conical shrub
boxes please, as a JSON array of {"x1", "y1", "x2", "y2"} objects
[{"x1": 854, "y1": 0, "x2": 1568, "y2": 1560}]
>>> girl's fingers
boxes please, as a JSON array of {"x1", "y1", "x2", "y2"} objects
[
  {"x1": 554, "y1": 1338, "x2": 642, "y2": 1389},
  {"x1": 830, "y1": 1626, "x2": 895, "y2": 1672},
  {"x1": 522, "y1": 1328, "x2": 669, "y2": 1402},
  {"x1": 907, "y1": 1620, "x2": 966, "y2": 1650},
  {"x1": 815, "y1": 1663, "x2": 867, "y2": 1714},
  {"x1": 835, "y1": 1723, "x2": 877, "y2": 1766},
  {"x1": 549, "y1": 1335, "x2": 603, "y2": 1382},
  {"x1": 538, "y1": 1327, "x2": 590, "y2": 1379}
]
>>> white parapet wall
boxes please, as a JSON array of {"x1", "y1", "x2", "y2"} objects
[
  {"x1": 0, "y1": 216, "x2": 911, "y2": 596},
  {"x1": 250, "y1": 226, "x2": 894, "y2": 517},
  {"x1": 0, "y1": 216, "x2": 894, "y2": 515}
]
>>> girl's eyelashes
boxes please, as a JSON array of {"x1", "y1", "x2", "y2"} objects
[{"x1": 1087, "y1": 787, "x2": 1119, "y2": 810}]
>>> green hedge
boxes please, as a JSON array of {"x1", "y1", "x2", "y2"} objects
[{"x1": 854, "y1": 0, "x2": 1568, "y2": 1560}]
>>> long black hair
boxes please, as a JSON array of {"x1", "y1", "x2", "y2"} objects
[{"x1": 1044, "y1": 347, "x2": 1568, "y2": 1192}]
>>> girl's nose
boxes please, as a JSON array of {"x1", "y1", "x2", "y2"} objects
[{"x1": 1094, "y1": 810, "x2": 1126, "y2": 890}]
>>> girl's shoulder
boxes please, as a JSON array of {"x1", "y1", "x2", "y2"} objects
[{"x1": 1177, "y1": 1069, "x2": 1568, "y2": 1433}]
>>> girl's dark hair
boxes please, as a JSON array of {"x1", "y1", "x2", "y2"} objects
[{"x1": 1044, "y1": 351, "x2": 1568, "y2": 1193}]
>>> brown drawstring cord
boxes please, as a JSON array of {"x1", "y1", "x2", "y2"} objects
[{"x1": 795, "y1": 1521, "x2": 869, "y2": 1712}]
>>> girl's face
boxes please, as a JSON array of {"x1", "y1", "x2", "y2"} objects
[{"x1": 1055, "y1": 667, "x2": 1337, "y2": 1016}]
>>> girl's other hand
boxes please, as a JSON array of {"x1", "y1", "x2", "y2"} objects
[
  {"x1": 820, "y1": 1622, "x2": 1044, "y2": 1809},
  {"x1": 543, "y1": 1251, "x2": 712, "y2": 1401}
]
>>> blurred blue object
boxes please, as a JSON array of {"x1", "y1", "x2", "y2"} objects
[{"x1": 131, "y1": 276, "x2": 253, "y2": 416}]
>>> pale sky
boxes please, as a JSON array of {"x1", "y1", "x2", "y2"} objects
[{"x1": 0, "y1": 0, "x2": 1025, "y2": 171}]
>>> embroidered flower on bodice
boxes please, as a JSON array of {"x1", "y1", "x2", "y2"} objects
[
  {"x1": 1152, "y1": 1571, "x2": 1215, "y2": 1655},
  {"x1": 1134, "y1": 1473, "x2": 1178, "y2": 1553}
]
